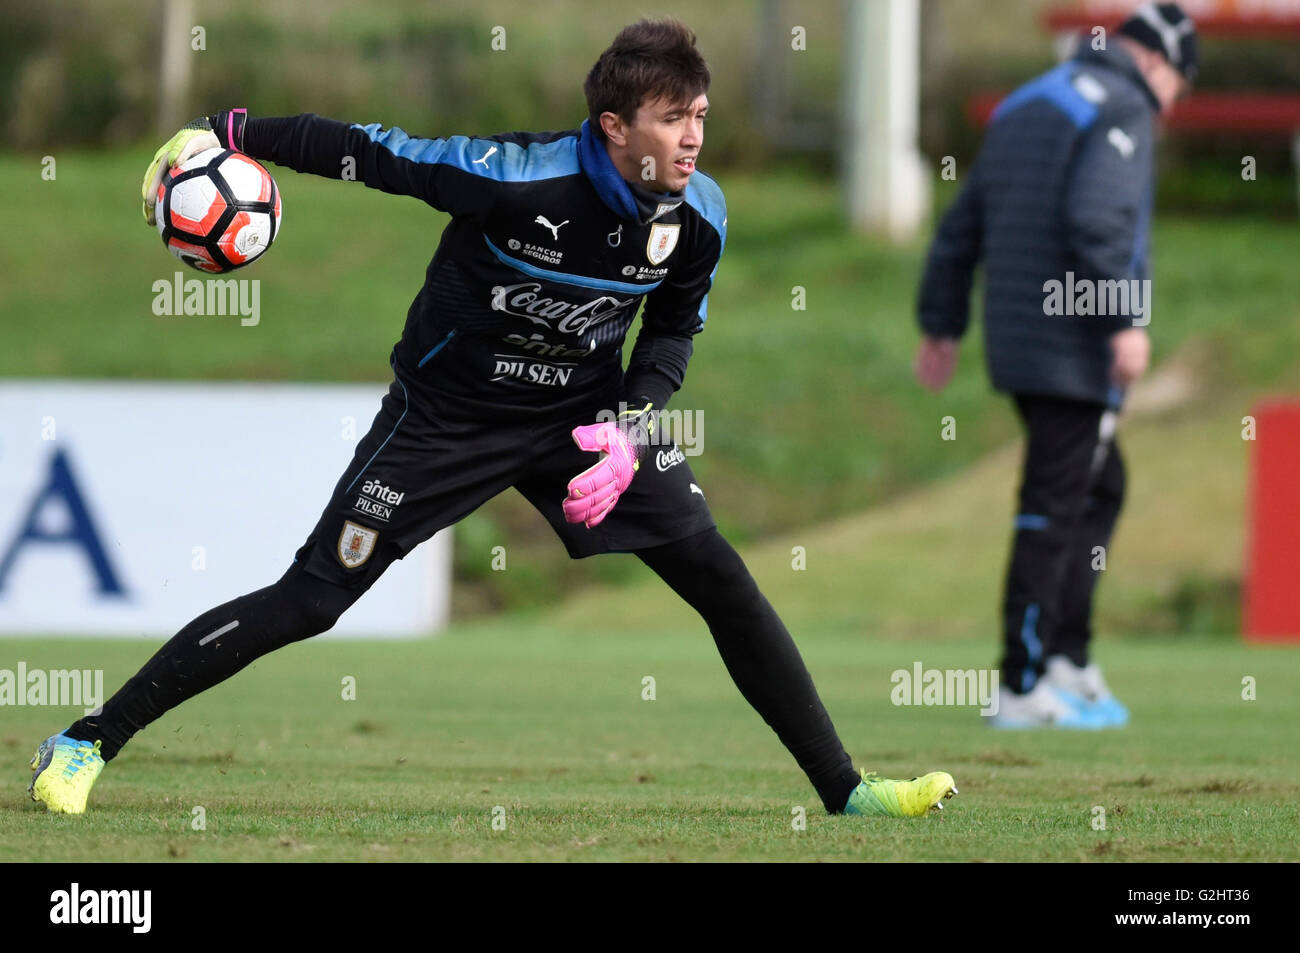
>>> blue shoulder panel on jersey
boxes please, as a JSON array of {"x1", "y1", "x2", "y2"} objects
[
  {"x1": 990, "y1": 63, "x2": 1099, "y2": 130},
  {"x1": 684, "y1": 170, "x2": 727, "y2": 326},
  {"x1": 685, "y1": 171, "x2": 727, "y2": 248},
  {"x1": 350, "y1": 123, "x2": 580, "y2": 182}
]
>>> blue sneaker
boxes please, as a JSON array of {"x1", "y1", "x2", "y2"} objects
[
  {"x1": 1044, "y1": 656, "x2": 1129, "y2": 728},
  {"x1": 987, "y1": 681, "x2": 1107, "y2": 729}
]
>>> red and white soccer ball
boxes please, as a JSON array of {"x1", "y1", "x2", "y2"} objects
[{"x1": 155, "y1": 147, "x2": 282, "y2": 273}]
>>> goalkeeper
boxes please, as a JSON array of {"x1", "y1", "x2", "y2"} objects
[{"x1": 29, "y1": 19, "x2": 955, "y2": 819}]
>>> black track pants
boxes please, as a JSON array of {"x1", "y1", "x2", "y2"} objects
[{"x1": 1001, "y1": 394, "x2": 1125, "y2": 693}]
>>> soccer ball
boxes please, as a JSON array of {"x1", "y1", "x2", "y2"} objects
[{"x1": 155, "y1": 147, "x2": 282, "y2": 273}]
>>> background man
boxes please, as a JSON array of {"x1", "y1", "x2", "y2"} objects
[{"x1": 914, "y1": 3, "x2": 1197, "y2": 727}]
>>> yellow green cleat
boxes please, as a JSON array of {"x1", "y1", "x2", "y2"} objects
[
  {"x1": 29, "y1": 734, "x2": 105, "y2": 815},
  {"x1": 844, "y1": 769, "x2": 957, "y2": 817}
]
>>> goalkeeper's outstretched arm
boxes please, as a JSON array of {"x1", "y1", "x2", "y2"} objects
[{"x1": 145, "y1": 109, "x2": 503, "y2": 223}]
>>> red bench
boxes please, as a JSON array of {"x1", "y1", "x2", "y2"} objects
[
  {"x1": 965, "y1": 90, "x2": 1300, "y2": 135},
  {"x1": 1041, "y1": 3, "x2": 1300, "y2": 38}
]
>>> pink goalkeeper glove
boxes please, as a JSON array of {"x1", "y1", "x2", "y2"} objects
[{"x1": 562, "y1": 406, "x2": 654, "y2": 528}]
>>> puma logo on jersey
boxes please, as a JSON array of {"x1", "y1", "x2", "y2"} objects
[
  {"x1": 473, "y1": 146, "x2": 498, "y2": 168},
  {"x1": 535, "y1": 215, "x2": 570, "y2": 241}
]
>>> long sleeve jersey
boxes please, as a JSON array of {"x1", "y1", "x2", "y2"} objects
[{"x1": 235, "y1": 113, "x2": 727, "y2": 418}]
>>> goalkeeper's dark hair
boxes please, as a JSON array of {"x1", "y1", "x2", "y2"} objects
[{"x1": 584, "y1": 19, "x2": 711, "y2": 140}]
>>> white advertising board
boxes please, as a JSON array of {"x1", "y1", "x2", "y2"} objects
[{"x1": 0, "y1": 381, "x2": 449, "y2": 638}]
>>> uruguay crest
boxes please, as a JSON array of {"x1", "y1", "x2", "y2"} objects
[
  {"x1": 338, "y1": 521, "x2": 378, "y2": 568},
  {"x1": 646, "y1": 223, "x2": 680, "y2": 265}
]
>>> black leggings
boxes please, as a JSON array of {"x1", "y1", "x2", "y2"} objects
[
  {"x1": 636, "y1": 529, "x2": 860, "y2": 812},
  {"x1": 69, "y1": 529, "x2": 860, "y2": 813},
  {"x1": 68, "y1": 560, "x2": 359, "y2": 762}
]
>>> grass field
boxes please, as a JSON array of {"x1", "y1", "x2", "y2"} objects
[
  {"x1": 3, "y1": 153, "x2": 1298, "y2": 539},
  {"x1": 3, "y1": 152, "x2": 1299, "y2": 613},
  {"x1": 4, "y1": 631, "x2": 1296, "y2": 862},
  {"x1": 2, "y1": 150, "x2": 1298, "y2": 861},
  {"x1": 4, "y1": 404, "x2": 1297, "y2": 862}
]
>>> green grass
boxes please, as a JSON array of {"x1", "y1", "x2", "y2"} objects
[
  {"x1": 3, "y1": 156, "x2": 1297, "y2": 859},
  {"x1": 547, "y1": 389, "x2": 1253, "y2": 643},
  {"x1": 4, "y1": 153, "x2": 1298, "y2": 610},
  {"x1": 4, "y1": 153, "x2": 1298, "y2": 541},
  {"x1": 2, "y1": 400, "x2": 1297, "y2": 862},
  {"x1": 3, "y1": 630, "x2": 1296, "y2": 862}
]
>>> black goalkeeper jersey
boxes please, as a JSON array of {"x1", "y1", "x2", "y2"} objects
[{"x1": 239, "y1": 113, "x2": 727, "y2": 418}]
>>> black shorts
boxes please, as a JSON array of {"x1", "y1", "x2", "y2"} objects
[{"x1": 292, "y1": 365, "x2": 715, "y2": 591}]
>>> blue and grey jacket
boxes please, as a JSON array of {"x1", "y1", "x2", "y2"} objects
[
  {"x1": 918, "y1": 42, "x2": 1159, "y2": 406},
  {"x1": 237, "y1": 113, "x2": 727, "y2": 417}
]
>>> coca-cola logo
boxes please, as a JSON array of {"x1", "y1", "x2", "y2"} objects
[
  {"x1": 656, "y1": 446, "x2": 686, "y2": 471},
  {"x1": 489, "y1": 282, "x2": 638, "y2": 335}
]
